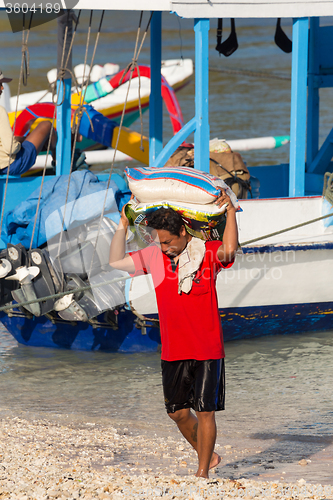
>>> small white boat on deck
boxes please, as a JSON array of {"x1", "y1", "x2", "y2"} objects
[{"x1": 4, "y1": 58, "x2": 193, "y2": 125}]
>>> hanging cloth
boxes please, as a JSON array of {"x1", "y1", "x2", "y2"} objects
[{"x1": 178, "y1": 237, "x2": 206, "y2": 294}]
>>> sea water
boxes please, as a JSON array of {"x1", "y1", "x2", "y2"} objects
[
  {"x1": 1, "y1": 11, "x2": 333, "y2": 485},
  {"x1": 1, "y1": 12, "x2": 333, "y2": 170},
  {"x1": 1, "y1": 323, "x2": 333, "y2": 484}
]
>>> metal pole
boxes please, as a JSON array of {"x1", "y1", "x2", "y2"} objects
[
  {"x1": 149, "y1": 11, "x2": 163, "y2": 165},
  {"x1": 194, "y1": 18, "x2": 210, "y2": 173},
  {"x1": 289, "y1": 17, "x2": 309, "y2": 197},
  {"x1": 56, "y1": 10, "x2": 73, "y2": 176}
]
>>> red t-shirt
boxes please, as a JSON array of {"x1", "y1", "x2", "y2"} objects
[{"x1": 130, "y1": 240, "x2": 233, "y2": 361}]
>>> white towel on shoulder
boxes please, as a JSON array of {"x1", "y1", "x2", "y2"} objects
[{"x1": 178, "y1": 237, "x2": 206, "y2": 294}]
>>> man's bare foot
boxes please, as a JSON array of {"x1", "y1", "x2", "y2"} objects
[
  {"x1": 209, "y1": 452, "x2": 221, "y2": 470},
  {"x1": 194, "y1": 454, "x2": 221, "y2": 478},
  {"x1": 195, "y1": 469, "x2": 209, "y2": 478}
]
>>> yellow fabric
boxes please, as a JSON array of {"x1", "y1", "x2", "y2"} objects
[{"x1": 0, "y1": 105, "x2": 21, "y2": 170}]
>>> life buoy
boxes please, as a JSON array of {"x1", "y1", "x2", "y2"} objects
[{"x1": 13, "y1": 102, "x2": 57, "y2": 137}]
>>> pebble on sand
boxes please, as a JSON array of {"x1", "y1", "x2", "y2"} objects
[{"x1": 0, "y1": 417, "x2": 332, "y2": 500}]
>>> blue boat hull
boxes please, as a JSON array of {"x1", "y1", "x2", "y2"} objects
[
  {"x1": 0, "y1": 310, "x2": 160, "y2": 352},
  {"x1": 1, "y1": 301, "x2": 332, "y2": 351},
  {"x1": 221, "y1": 302, "x2": 333, "y2": 342}
]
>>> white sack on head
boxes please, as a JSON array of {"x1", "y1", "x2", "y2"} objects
[{"x1": 125, "y1": 166, "x2": 239, "y2": 209}]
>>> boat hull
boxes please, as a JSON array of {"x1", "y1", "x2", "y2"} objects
[
  {"x1": 1, "y1": 197, "x2": 333, "y2": 351},
  {"x1": 221, "y1": 302, "x2": 333, "y2": 341},
  {"x1": 0, "y1": 310, "x2": 160, "y2": 352},
  {"x1": 1, "y1": 299, "x2": 332, "y2": 351}
]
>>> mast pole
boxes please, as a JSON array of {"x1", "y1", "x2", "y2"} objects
[
  {"x1": 149, "y1": 11, "x2": 163, "y2": 165},
  {"x1": 194, "y1": 18, "x2": 210, "y2": 173},
  {"x1": 289, "y1": 17, "x2": 309, "y2": 197},
  {"x1": 56, "y1": 10, "x2": 73, "y2": 176}
]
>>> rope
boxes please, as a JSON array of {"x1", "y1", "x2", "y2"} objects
[
  {"x1": 54, "y1": 10, "x2": 104, "y2": 290},
  {"x1": 240, "y1": 211, "x2": 333, "y2": 247},
  {"x1": 0, "y1": 12, "x2": 33, "y2": 238},
  {"x1": 116, "y1": 11, "x2": 152, "y2": 152},
  {"x1": 29, "y1": 10, "x2": 78, "y2": 254},
  {"x1": 53, "y1": 10, "x2": 81, "y2": 106},
  {"x1": 5, "y1": 211, "x2": 333, "y2": 313},
  {"x1": 177, "y1": 17, "x2": 184, "y2": 61},
  {"x1": 69, "y1": 11, "x2": 105, "y2": 137},
  {"x1": 87, "y1": 11, "x2": 153, "y2": 279},
  {"x1": 210, "y1": 157, "x2": 252, "y2": 199},
  {"x1": 76, "y1": 10, "x2": 105, "y2": 110},
  {"x1": 0, "y1": 274, "x2": 132, "y2": 313},
  {"x1": 21, "y1": 12, "x2": 33, "y2": 86},
  {"x1": 28, "y1": 106, "x2": 57, "y2": 252}
]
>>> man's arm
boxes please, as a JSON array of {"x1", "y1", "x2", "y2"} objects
[
  {"x1": 109, "y1": 204, "x2": 136, "y2": 274},
  {"x1": 0, "y1": 107, "x2": 21, "y2": 155},
  {"x1": 215, "y1": 189, "x2": 238, "y2": 264}
]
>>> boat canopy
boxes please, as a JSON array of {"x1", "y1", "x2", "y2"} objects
[{"x1": 1, "y1": 0, "x2": 333, "y2": 17}]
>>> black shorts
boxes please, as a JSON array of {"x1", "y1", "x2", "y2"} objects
[{"x1": 161, "y1": 358, "x2": 225, "y2": 413}]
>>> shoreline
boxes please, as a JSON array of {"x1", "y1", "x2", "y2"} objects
[{"x1": 0, "y1": 416, "x2": 332, "y2": 499}]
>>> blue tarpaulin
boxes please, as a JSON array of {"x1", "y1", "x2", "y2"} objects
[{"x1": 2, "y1": 170, "x2": 120, "y2": 248}]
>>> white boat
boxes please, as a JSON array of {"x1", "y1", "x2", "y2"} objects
[
  {"x1": 0, "y1": 1, "x2": 332, "y2": 350},
  {"x1": 4, "y1": 59, "x2": 193, "y2": 123},
  {"x1": 129, "y1": 195, "x2": 333, "y2": 340}
]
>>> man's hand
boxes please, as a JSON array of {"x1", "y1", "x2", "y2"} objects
[
  {"x1": 215, "y1": 188, "x2": 236, "y2": 213},
  {"x1": 120, "y1": 195, "x2": 133, "y2": 229},
  {"x1": 109, "y1": 194, "x2": 135, "y2": 273},
  {"x1": 215, "y1": 189, "x2": 238, "y2": 264}
]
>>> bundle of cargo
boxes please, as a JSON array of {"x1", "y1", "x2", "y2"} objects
[
  {"x1": 164, "y1": 144, "x2": 251, "y2": 199},
  {"x1": 124, "y1": 165, "x2": 239, "y2": 245}
]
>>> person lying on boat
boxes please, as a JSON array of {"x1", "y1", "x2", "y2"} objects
[
  {"x1": 0, "y1": 69, "x2": 57, "y2": 176},
  {"x1": 109, "y1": 191, "x2": 238, "y2": 479}
]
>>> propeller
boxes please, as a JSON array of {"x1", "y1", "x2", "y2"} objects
[
  {"x1": 54, "y1": 294, "x2": 74, "y2": 312},
  {"x1": 5, "y1": 266, "x2": 40, "y2": 284},
  {"x1": 0, "y1": 259, "x2": 12, "y2": 279}
]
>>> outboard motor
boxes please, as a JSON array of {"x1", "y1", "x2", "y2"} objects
[
  {"x1": 54, "y1": 273, "x2": 96, "y2": 322},
  {"x1": 0, "y1": 244, "x2": 28, "y2": 307},
  {"x1": 7, "y1": 265, "x2": 40, "y2": 316},
  {"x1": 10, "y1": 248, "x2": 63, "y2": 317},
  {"x1": 53, "y1": 270, "x2": 126, "y2": 322}
]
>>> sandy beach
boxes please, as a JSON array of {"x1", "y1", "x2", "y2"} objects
[{"x1": 0, "y1": 416, "x2": 332, "y2": 500}]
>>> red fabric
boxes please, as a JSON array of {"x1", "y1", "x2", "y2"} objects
[{"x1": 130, "y1": 240, "x2": 234, "y2": 362}]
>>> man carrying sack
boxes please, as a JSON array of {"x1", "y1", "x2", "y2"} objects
[{"x1": 109, "y1": 188, "x2": 238, "y2": 478}]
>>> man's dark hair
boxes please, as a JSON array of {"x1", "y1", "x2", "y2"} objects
[{"x1": 146, "y1": 208, "x2": 184, "y2": 236}]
